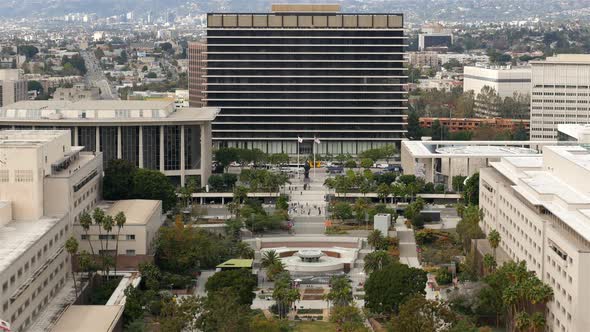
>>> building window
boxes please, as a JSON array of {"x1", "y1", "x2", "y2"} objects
[
  {"x1": 81, "y1": 234, "x2": 88, "y2": 240},
  {"x1": 100, "y1": 126, "x2": 118, "y2": 168},
  {"x1": 184, "y1": 125, "x2": 201, "y2": 169},
  {"x1": 164, "y1": 126, "x2": 181, "y2": 170},
  {"x1": 121, "y1": 126, "x2": 140, "y2": 166},
  {"x1": 78, "y1": 127, "x2": 96, "y2": 152},
  {"x1": 126, "y1": 250, "x2": 136, "y2": 256},
  {"x1": 126, "y1": 234, "x2": 136, "y2": 240},
  {"x1": 142, "y1": 126, "x2": 160, "y2": 170}
]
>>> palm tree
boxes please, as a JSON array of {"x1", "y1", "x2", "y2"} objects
[
  {"x1": 113, "y1": 212, "x2": 126, "y2": 276},
  {"x1": 488, "y1": 229, "x2": 501, "y2": 259},
  {"x1": 273, "y1": 273, "x2": 300, "y2": 319},
  {"x1": 235, "y1": 242, "x2": 254, "y2": 259},
  {"x1": 266, "y1": 261, "x2": 286, "y2": 281},
  {"x1": 483, "y1": 253, "x2": 497, "y2": 275},
  {"x1": 325, "y1": 276, "x2": 353, "y2": 307},
  {"x1": 79, "y1": 212, "x2": 95, "y2": 256},
  {"x1": 102, "y1": 215, "x2": 114, "y2": 278},
  {"x1": 367, "y1": 229, "x2": 384, "y2": 249},
  {"x1": 514, "y1": 312, "x2": 531, "y2": 332},
  {"x1": 530, "y1": 312, "x2": 545, "y2": 332},
  {"x1": 260, "y1": 250, "x2": 280, "y2": 268},
  {"x1": 65, "y1": 236, "x2": 79, "y2": 297},
  {"x1": 377, "y1": 183, "x2": 390, "y2": 203},
  {"x1": 92, "y1": 208, "x2": 106, "y2": 253},
  {"x1": 363, "y1": 250, "x2": 392, "y2": 274}
]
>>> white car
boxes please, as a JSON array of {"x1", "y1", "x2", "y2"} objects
[{"x1": 375, "y1": 163, "x2": 389, "y2": 169}]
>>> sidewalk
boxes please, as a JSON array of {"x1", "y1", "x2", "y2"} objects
[{"x1": 397, "y1": 221, "x2": 422, "y2": 268}]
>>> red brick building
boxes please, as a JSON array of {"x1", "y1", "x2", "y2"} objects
[{"x1": 420, "y1": 117, "x2": 530, "y2": 133}]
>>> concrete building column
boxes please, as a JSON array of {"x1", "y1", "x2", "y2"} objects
[
  {"x1": 138, "y1": 126, "x2": 143, "y2": 168},
  {"x1": 74, "y1": 127, "x2": 79, "y2": 145},
  {"x1": 180, "y1": 125, "x2": 186, "y2": 186},
  {"x1": 159, "y1": 126, "x2": 164, "y2": 172},
  {"x1": 117, "y1": 126, "x2": 122, "y2": 159},
  {"x1": 200, "y1": 122, "x2": 212, "y2": 187},
  {"x1": 95, "y1": 126, "x2": 100, "y2": 153}
]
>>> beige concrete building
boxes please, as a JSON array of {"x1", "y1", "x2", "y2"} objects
[
  {"x1": 0, "y1": 69, "x2": 27, "y2": 107},
  {"x1": 0, "y1": 100, "x2": 218, "y2": 186},
  {"x1": 0, "y1": 130, "x2": 103, "y2": 332},
  {"x1": 73, "y1": 200, "x2": 163, "y2": 270},
  {"x1": 51, "y1": 305, "x2": 123, "y2": 332},
  {"x1": 400, "y1": 139, "x2": 546, "y2": 189},
  {"x1": 480, "y1": 145, "x2": 590, "y2": 332},
  {"x1": 53, "y1": 83, "x2": 100, "y2": 101},
  {"x1": 463, "y1": 65, "x2": 531, "y2": 118},
  {"x1": 407, "y1": 51, "x2": 439, "y2": 69},
  {"x1": 530, "y1": 54, "x2": 590, "y2": 140}
]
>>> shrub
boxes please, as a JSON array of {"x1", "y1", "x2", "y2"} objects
[{"x1": 436, "y1": 267, "x2": 453, "y2": 285}]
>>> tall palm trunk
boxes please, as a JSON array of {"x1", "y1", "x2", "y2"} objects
[
  {"x1": 104, "y1": 231, "x2": 110, "y2": 280},
  {"x1": 85, "y1": 229, "x2": 95, "y2": 256},
  {"x1": 114, "y1": 228, "x2": 121, "y2": 276}
]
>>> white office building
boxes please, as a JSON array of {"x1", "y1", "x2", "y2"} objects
[
  {"x1": 0, "y1": 130, "x2": 103, "y2": 332},
  {"x1": 463, "y1": 65, "x2": 531, "y2": 118},
  {"x1": 0, "y1": 100, "x2": 219, "y2": 186},
  {"x1": 530, "y1": 54, "x2": 590, "y2": 141},
  {"x1": 480, "y1": 145, "x2": 590, "y2": 332},
  {"x1": 0, "y1": 69, "x2": 27, "y2": 107}
]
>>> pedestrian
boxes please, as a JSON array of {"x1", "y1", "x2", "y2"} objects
[{"x1": 308, "y1": 210, "x2": 311, "y2": 216}]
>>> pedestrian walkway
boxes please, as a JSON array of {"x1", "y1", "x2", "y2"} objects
[{"x1": 397, "y1": 221, "x2": 422, "y2": 268}]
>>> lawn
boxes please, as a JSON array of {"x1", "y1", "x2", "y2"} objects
[{"x1": 293, "y1": 321, "x2": 337, "y2": 332}]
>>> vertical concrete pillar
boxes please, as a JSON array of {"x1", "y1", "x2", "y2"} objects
[
  {"x1": 95, "y1": 127, "x2": 100, "y2": 153},
  {"x1": 180, "y1": 125, "x2": 186, "y2": 186},
  {"x1": 117, "y1": 126, "x2": 122, "y2": 159},
  {"x1": 200, "y1": 122, "x2": 212, "y2": 187},
  {"x1": 159, "y1": 126, "x2": 165, "y2": 172}
]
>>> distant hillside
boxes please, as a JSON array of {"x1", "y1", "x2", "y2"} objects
[{"x1": 3, "y1": 0, "x2": 590, "y2": 23}]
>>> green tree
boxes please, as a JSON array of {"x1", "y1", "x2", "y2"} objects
[
  {"x1": 268, "y1": 153, "x2": 289, "y2": 165},
  {"x1": 364, "y1": 262, "x2": 427, "y2": 316},
  {"x1": 389, "y1": 295, "x2": 460, "y2": 332},
  {"x1": 272, "y1": 272, "x2": 300, "y2": 319},
  {"x1": 205, "y1": 269, "x2": 257, "y2": 305},
  {"x1": 513, "y1": 122, "x2": 529, "y2": 140},
  {"x1": 102, "y1": 159, "x2": 137, "y2": 200},
  {"x1": 17, "y1": 45, "x2": 39, "y2": 59},
  {"x1": 377, "y1": 183, "x2": 391, "y2": 203},
  {"x1": 456, "y1": 205, "x2": 485, "y2": 252},
  {"x1": 331, "y1": 201, "x2": 353, "y2": 222},
  {"x1": 65, "y1": 236, "x2": 79, "y2": 297},
  {"x1": 325, "y1": 276, "x2": 353, "y2": 307},
  {"x1": 146, "y1": 72, "x2": 157, "y2": 78},
  {"x1": 360, "y1": 158, "x2": 373, "y2": 169},
  {"x1": 483, "y1": 253, "x2": 497, "y2": 275},
  {"x1": 330, "y1": 305, "x2": 367, "y2": 332},
  {"x1": 463, "y1": 173, "x2": 480, "y2": 205},
  {"x1": 79, "y1": 212, "x2": 95, "y2": 256},
  {"x1": 131, "y1": 168, "x2": 177, "y2": 211},
  {"x1": 214, "y1": 147, "x2": 240, "y2": 170},
  {"x1": 160, "y1": 295, "x2": 201, "y2": 332},
  {"x1": 260, "y1": 250, "x2": 280, "y2": 269},
  {"x1": 344, "y1": 159, "x2": 357, "y2": 169},
  {"x1": 102, "y1": 215, "x2": 114, "y2": 277},
  {"x1": 113, "y1": 212, "x2": 126, "y2": 275},
  {"x1": 406, "y1": 110, "x2": 422, "y2": 140},
  {"x1": 488, "y1": 229, "x2": 501, "y2": 259},
  {"x1": 122, "y1": 285, "x2": 144, "y2": 327},
  {"x1": 363, "y1": 250, "x2": 393, "y2": 274},
  {"x1": 367, "y1": 229, "x2": 385, "y2": 249}
]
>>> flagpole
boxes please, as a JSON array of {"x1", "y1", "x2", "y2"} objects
[
  {"x1": 297, "y1": 138, "x2": 300, "y2": 179},
  {"x1": 313, "y1": 137, "x2": 316, "y2": 179}
]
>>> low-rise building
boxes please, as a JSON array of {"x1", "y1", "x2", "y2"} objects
[
  {"x1": 419, "y1": 117, "x2": 530, "y2": 133},
  {"x1": 74, "y1": 199, "x2": 163, "y2": 270},
  {"x1": 480, "y1": 145, "x2": 590, "y2": 332},
  {"x1": 0, "y1": 130, "x2": 102, "y2": 332},
  {"x1": 0, "y1": 69, "x2": 27, "y2": 107},
  {"x1": 407, "y1": 51, "x2": 439, "y2": 69},
  {"x1": 53, "y1": 84, "x2": 100, "y2": 101},
  {"x1": 0, "y1": 100, "x2": 219, "y2": 186}
]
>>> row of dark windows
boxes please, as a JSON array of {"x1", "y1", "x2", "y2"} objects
[
  {"x1": 213, "y1": 131, "x2": 405, "y2": 139},
  {"x1": 215, "y1": 109, "x2": 406, "y2": 116},
  {"x1": 207, "y1": 92, "x2": 405, "y2": 100},
  {"x1": 205, "y1": 61, "x2": 405, "y2": 69},
  {"x1": 215, "y1": 116, "x2": 405, "y2": 123},
  {"x1": 206, "y1": 85, "x2": 405, "y2": 92},
  {"x1": 207, "y1": 54, "x2": 405, "y2": 61},
  {"x1": 206, "y1": 69, "x2": 405, "y2": 76},
  {"x1": 208, "y1": 101, "x2": 405, "y2": 107},
  {"x1": 206, "y1": 46, "x2": 404, "y2": 53},
  {"x1": 206, "y1": 77, "x2": 405, "y2": 84},
  {"x1": 213, "y1": 123, "x2": 405, "y2": 130},
  {"x1": 207, "y1": 30, "x2": 404, "y2": 37},
  {"x1": 207, "y1": 38, "x2": 405, "y2": 46}
]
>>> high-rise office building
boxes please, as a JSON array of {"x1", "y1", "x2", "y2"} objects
[
  {"x1": 194, "y1": 4, "x2": 407, "y2": 155},
  {"x1": 188, "y1": 42, "x2": 207, "y2": 108},
  {"x1": 530, "y1": 54, "x2": 590, "y2": 140}
]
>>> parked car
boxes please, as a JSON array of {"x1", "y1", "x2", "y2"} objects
[{"x1": 327, "y1": 165, "x2": 344, "y2": 174}]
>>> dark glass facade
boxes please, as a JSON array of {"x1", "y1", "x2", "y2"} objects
[
  {"x1": 202, "y1": 12, "x2": 407, "y2": 152},
  {"x1": 99, "y1": 127, "x2": 118, "y2": 167},
  {"x1": 184, "y1": 125, "x2": 201, "y2": 169},
  {"x1": 121, "y1": 126, "x2": 140, "y2": 166},
  {"x1": 78, "y1": 127, "x2": 96, "y2": 152},
  {"x1": 164, "y1": 126, "x2": 181, "y2": 171},
  {"x1": 142, "y1": 126, "x2": 160, "y2": 170}
]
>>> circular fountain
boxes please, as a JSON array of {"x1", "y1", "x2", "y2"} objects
[
  {"x1": 297, "y1": 249, "x2": 323, "y2": 262},
  {"x1": 264, "y1": 247, "x2": 357, "y2": 275}
]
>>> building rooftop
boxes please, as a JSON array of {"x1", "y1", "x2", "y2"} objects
[
  {"x1": 104, "y1": 200, "x2": 161, "y2": 225},
  {"x1": 0, "y1": 100, "x2": 219, "y2": 123},
  {"x1": 50, "y1": 305, "x2": 123, "y2": 332},
  {"x1": 0, "y1": 130, "x2": 68, "y2": 148},
  {"x1": 402, "y1": 140, "x2": 546, "y2": 158},
  {"x1": 532, "y1": 54, "x2": 590, "y2": 64},
  {"x1": 0, "y1": 216, "x2": 63, "y2": 273},
  {"x1": 216, "y1": 259, "x2": 254, "y2": 269}
]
